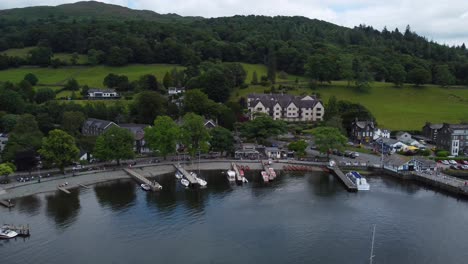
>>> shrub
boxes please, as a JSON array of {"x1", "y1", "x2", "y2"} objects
[
  {"x1": 418, "y1": 149, "x2": 431, "y2": 156},
  {"x1": 436, "y1": 150, "x2": 449, "y2": 157}
]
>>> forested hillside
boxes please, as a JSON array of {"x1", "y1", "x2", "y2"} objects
[{"x1": 0, "y1": 1, "x2": 467, "y2": 85}]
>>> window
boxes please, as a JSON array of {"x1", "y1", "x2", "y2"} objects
[
  {"x1": 256, "y1": 107, "x2": 262, "y2": 111},
  {"x1": 276, "y1": 107, "x2": 280, "y2": 110},
  {"x1": 316, "y1": 108, "x2": 322, "y2": 111},
  {"x1": 317, "y1": 113, "x2": 322, "y2": 117}
]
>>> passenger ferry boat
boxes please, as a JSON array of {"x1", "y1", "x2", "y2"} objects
[
  {"x1": 0, "y1": 226, "x2": 18, "y2": 239},
  {"x1": 346, "y1": 171, "x2": 370, "y2": 191}
]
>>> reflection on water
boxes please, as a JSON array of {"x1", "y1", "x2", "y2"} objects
[
  {"x1": 2, "y1": 171, "x2": 468, "y2": 264},
  {"x1": 46, "y1": 189, "x2": 80, "y2": 228},
  {"x1": 94, "y1": 180, "x2": 136, "y2": 211}
]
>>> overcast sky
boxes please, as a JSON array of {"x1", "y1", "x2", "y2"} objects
[{"x1": 2, "y1": 0, "x2": 468, "y2": 45}]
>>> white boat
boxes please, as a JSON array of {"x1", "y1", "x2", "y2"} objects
[
  {"x1": 175, "y1": 171, "x2": 183, "y2": 179},
  {"x1": 180, "y1": 178, "x2": 190, "y2": 187},
  {"x1": 346, "y1": 171, "x2": 370, "y2": 191},
  {"x1": 0, "y1": 226, "x2": 18, "y2": 239},
  {"x1": 192, "y1": 172, "x2": 207, "y2": 187},
  {"x1": 227, "y1": 170, "x2": 236, "y2": 182},
  {"x1": 268, "y1": 167, "x2": 276, "y2": 180},
  {"x1": 141, "y1": 184, "x2": 151, "y2": 191},
  {"x1": 261, "y1": 171, "x2": 269, "y2": 182},
  {"x1": 242, "y1": 177, "x2": 249, "y2": 183}
]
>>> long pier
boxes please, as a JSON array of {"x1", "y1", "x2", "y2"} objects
[
  {"x1": 173, "y1": 165, "x2": 198, "y2": 185},
  {"x1": 57, "y1": 186, "x2": 71, "y2": 194},
  {"x1": 124, "y1": 168, "x2": 162, "y2": 191},
  {"x1": 329, "y1": 166, "x2": 357, "y2": 192}
]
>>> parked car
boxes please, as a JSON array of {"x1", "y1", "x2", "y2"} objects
[
  {"x1": 462, "y1": 165, "x2": 468, "y2": 170},
  {"x1": 463, "y1": 160, "x2": 468, "y2": 165},
  {"x1": 441, "y1": 160, "x2": 450, "y2": 165},
  {"x1": 353, "y1": 152, "x2": 360, "y2": 157},
  {"x1": 450, "y1": 165, "x2": 459, "y2": 170},
  {"x1": 449, "y1": 160, "x2": 458, "y2": 165}
]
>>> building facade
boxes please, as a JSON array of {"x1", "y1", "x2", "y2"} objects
[
  {"x1": 436, "y1": 123, "x2": 468, "y2": 156},
  {"x1": 88, "y1": 89, "x2": 119, "y2": 99},
  {"x1": 350, "y1": 119, "x2": 375, "y2": 143},
  {"x1": 422, "y1": 122, "x2": 443, "y2": 143},
  {"x1": 247, "y1": 94, "x2": 324, "y2": 122}
]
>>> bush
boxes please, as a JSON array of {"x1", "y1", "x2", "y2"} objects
[
  {"x1": 436, "y1": 150, "x2": 449, "y2": 157},
  {"x1": 418, "y1": 149, "x2": 432, "y2": 156}
]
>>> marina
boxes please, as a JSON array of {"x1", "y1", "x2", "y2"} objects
[{"x1": 124, "y1": 168, "x2": 163, "y2": 191}]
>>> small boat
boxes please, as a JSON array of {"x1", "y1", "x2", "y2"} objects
[
  {"x1": 242, "y1": 177, "x2": 249, "y2": 183},
  {"x1": 0, "y1": 226, "x2": 18, "y2": 239},
  {"x1": 261, "y1": 171, "x2": 269, "y2": 182},
  {"x1": 196, "y1": 177, "x2": 207, "y2": 187},
  {"x1": 268, "y1": 167, "x2": 276, "y2": 180},
  {"x1": 141, "y1": 184, "x2": 151, "y2": 191},
  {"x1": 227, "y1": 170, "x2": 236, "y2": 182},
  {"x1": 175, "y1": 171, "x2": 183, "y2": 179},
  {"x1": 346, "y1": 171, "x2": 370, "y2": 191},
  {"x1": 180, "y1": 178, "x2": 190, "y2": 187}
]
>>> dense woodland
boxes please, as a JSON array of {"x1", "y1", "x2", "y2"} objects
[{"x1": 0, "y1": 2, "x2": 468, "y2": 85}]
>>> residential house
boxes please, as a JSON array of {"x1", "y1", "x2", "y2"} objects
[
  {"x1": 422, "y1": 122, "x2": 443, "y2": 143},
  {"x1": 82, "y1": 118, "x2": 150, "y2": 154},
  {"x1": 82, "y1": 118, "x2": 118, "y2": 136},
  {"x1": 396, "y1": 132, "x2": 413, "y2": 144},
  {"x1": 204, "y1": 119, "x2": 217, "y2": 129},
  {"x1": 168, "y1": 87, "x2": 185, "y2": 96},
  {"x1": 247, "y1": 94, "x2": 324, "y2": 122},
  {"x1": 119, "y1": 123, "x2": 150, "y2": 154},
  {"x1": 350, "y1": 119, "x2": 375, "y2": 143},
  {"x1": 375, "y1": 138, "x2": 408, "y2": 154},
  {"x1": 373, "y1": 128, "x2": 390, "y2": 140},
  {"x1": 88, "y1": 89, "x2": 119, "y2": 99},
  {"x1": 235, "y1": 143, "x2": 260, "y2": 160},
  {"x1": 436, "y1": 123, "x2": 468, "y2": 156}
]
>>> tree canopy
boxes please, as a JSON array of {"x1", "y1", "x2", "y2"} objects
[
  {"x1": 239, "y1": 115, "x2": 287, "y2": 141},
  {"x1": 310, "y1": 127, "x2": 347, "y2": 158},
  {"x1": 144, "y1": 116, "x2": 180, "y2": 159},
  {"x1": 180, "y1": 113, "x2": 210, "y2": 156},
  {"x1": 39, "y1": 129, "x2": 79, "y2": 173},
  {"x1": 93, "y1": 126, "x2": 135, "y2": 164}
]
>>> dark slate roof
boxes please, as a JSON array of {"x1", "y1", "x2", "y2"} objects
[
  {"x1": 447, "y1": 124, "x2": 468, "y2": 129},
  {"x1": 119, "y1": 123, "x2": 149, "y2": 141},
  {"x1": 248, "y1": 94, "x2": 320, "y2": 110},
  {"x1": 88, "y1": 88, "x2": 117, "y2": 93},
  {"x1": 83, "y1": 118, "x2": 115, "y2": 130},
  {"x1": 429, "y1": 123, "x2": 443, "y2": 129}
]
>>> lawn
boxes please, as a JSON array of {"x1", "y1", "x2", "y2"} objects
[{"x1": 232, "y1": 80, "x2": 468, "y2": 131}]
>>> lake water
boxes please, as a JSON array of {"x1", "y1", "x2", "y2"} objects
[{"x1": 2, "y1": 170, "x2": 468, "y2": 264}]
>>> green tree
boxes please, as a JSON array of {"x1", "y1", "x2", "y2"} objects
[
  {"x1": 408, "y1": 67, "x2": 431, "y2": 86},
  {"x1": 163, "y1": 72, "x2": 174, "y2": 88},
  {"x1": 209, "y1": 127, "x2": 234, "y2": 155},
  {"x1": 24, "y1": 73, "x2": 38, "y2": 85},
  {"x1": 180, "y1": 113, "x2": 210, "y2": 156},
  {"x1": 288, "y1": 140, "x2": 308, "y2": 158},
  {"x1": 0, "y1": 114, "x2": 18, "y2": 133},
  {"x1": 87, "y1": 49, "x2": 105, "y2": 65},
  {"x1": 324, "y1": 95, "x2": 338, "y2": 120},
  {"x1": 39, "y1": 129, "x2": 79, "y2": 173},
  {"x1": 3, "y1": 114, "x2": 43, "y2": 164},
  {"x1": 18, "y1": 80, "x2": 35, "y2": 102},
  {"x1": 0, "y1": 163, "x2": 14, "y2": 176},
  {"x1": 183, "y1": 89, "x2": 220, "y2": 118},
  {"x1": 239, "y1": 115, "x2": 287, "y2": 141},
  {"x1": 433, "y1": 64, "x2": 455, "y2": 87},
  {"x1": 0, "y1": 89, "x2": 25, "y2": 114},
  {"x1": 103, "y1": 73, "x2": 130, "y2": 92},
  {"x1": 267, "y1": 47, "x2": 277, "y2": 83},
  {"x1": 106, "y1": 46, "x2": 132, "y2": 66},
  {"x1": 310, "y1": 127, "x2": 347, "y2": 158},
  {"x1": 28, "y1": 47, "x2": 53, "y2": 66},
  {"x1": 251, "y1": 71, "x2": 259, "y2": 85},
  {"x1": 61, "y1": 111, "x2": 86, "y2": 136},
  {"x1": 138, "y1": 74, "x2": 159, "y2": 91},
  {"x1": 35, "y1": 87, "x2": 56, "y2": 104},
  {"x1": 93, "y1": 126, "x2": 135, "y2": 165},
  {"x1": 389, "y1": 64, "x2": 406, "y2": 87},
  {"x1": 130, "y1": 91, "x2": 167, "y2": 124},
  {"x1": 64, "y1": 78, "x2": 79, "y2": 91},
  {"x1": 305, "y1": 54, "x2": 338, "y2": 83},
  {"x1": 144, "y1": 116, "x2": 180, "y2": 159},
  {"x1": 70, "y1": 52, "x2": 79, "y2": 65}
]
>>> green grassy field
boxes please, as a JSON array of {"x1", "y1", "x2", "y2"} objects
[
  {"x1": 0, "y1": 64, "x2": 185, "y2": 86},
  {"x1": 232, "y1": 79, "x2": 468, "y2": 131}
]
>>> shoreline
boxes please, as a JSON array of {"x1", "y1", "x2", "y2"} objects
[{"x1": 0, "y1": 160, "x2": 326, "y2": 200}]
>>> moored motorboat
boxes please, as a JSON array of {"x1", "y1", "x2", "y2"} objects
[
  {"x1": 0, "y1": 226, "x2": 18, "y2": 239},
  {"x1": 227, "y1": 170, "x2": 236, "y2": 182},
  {"x1": 175, "y1": 171, "x2": 183, "y2": 179},
  {"x1": 141, "y1": 183, "x2": 151, "y2": 191},
  {"x1": 268, "y1": 167, "x2": 276, "y2": 180},
  {"x1": 180, "y1": 178, "x2": 190, "y2": 187},
  {"x1": 261, "y1": 171, "x2": 269, "y2": 182},
  {"x1": 346, "y1": 171, "x2": 370, "y2": 191},
  {"x1": 192, "y1": 172, "x2": 207, "y2": 187}
]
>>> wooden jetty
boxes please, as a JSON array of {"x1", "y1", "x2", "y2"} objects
[
  {"x1": 232, "y1": 162, "x2": 243, "y2": 182},
  {"x1": 0, "y1": 199, "x2": 14, "y2": 208},
  {"x1": 124, "y1": 168, "x2": 162, "y2": 191},
  {"x1": 2, "y1": 224, "x2": 30, "y2": 237},
  {"x1": 79, "y1": 184, "x2": 90, "y2": 189},
  {"x1": 173, "y1": 165, "x2": 198, "y2": 186},
  {"x1": 329, "y1": 166, "x2": 358, "y2": 192},
  {"x1": 57, "y1": 186, "x2": 71, "y2": 194}
]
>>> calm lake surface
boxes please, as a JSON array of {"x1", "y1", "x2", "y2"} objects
[{"x1": 2, "y1": 170, "x2": 468, "y2": 264}]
